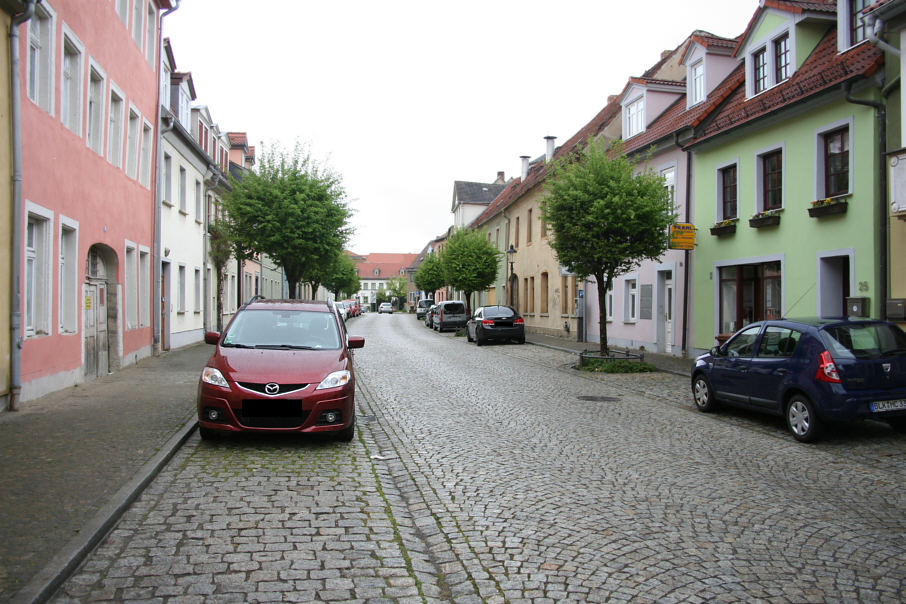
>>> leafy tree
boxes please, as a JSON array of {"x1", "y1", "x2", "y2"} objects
[
  {"x1": 321, "y1": 253, "x2": 361, "y2": 299},
  {"x1": 222, "y1": 141, "x2": 351, "y2": 298},
  {"x1": 207, "y1": 218, "x2": 233, "y2": 331},
  {"x1": 386, "y1": 276, "x2": 408, "y2": 309},
  {"x1": 414, "y1": 252, "x2": 445, "y2": 297},
  {"x1": 541, "y1": 139, "x2": 675, "y2": 354},
  {"x1": 441, "y1": 228, "x2": 500, "y2": 316}
]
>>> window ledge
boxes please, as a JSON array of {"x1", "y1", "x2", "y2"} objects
[
  {"x1": 808, "y1": 199, "x2": 848, "y2": 218},
  {"x1": 179, "y1": 209, "x2": 188, "y2": 216},
  {"x1": 162, "y1": 199, "x2": 174, "y2": 207}
]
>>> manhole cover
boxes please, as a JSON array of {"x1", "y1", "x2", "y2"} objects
[{"x1": 577, "y1": 395, "x2": 620, "y2": 402}]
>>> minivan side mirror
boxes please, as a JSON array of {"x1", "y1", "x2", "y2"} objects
[
  {"x1": 710, "y1": 346, "x2": 723, "y2": 356},
  {"x1": 348, "y1": 336, "x2": 365, "y2": 349},
  {"x1": 204, "y1": 331, "x2": 220, "y2": 345}
]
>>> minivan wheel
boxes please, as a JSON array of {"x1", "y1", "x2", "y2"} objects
[
  {"x1": 787, "y1": 395, "x2": 822, "y2": 443},
  {"x1": 691, "y1": 374, "x2": 716, "y2": 412}
]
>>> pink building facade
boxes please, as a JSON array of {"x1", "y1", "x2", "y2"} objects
[{"x1": 17, "y1": 0, "x2": 171, "y2": 401}]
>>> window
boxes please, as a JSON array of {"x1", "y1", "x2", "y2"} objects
[
  {"x1": 145, "y1": 2, "x2": 156, "y2": 65},
  {"x1": 661, "y1": 167, "x2": 676, "y2": 208},
  {"x1": 690, "y1": 60, "x2": 705, "y2": 105},
  {"x1": 27, "y1": 4, "x2": 54, "y2": 113},
  {"x1": 132, "y1": 0, "x2": 144, "y2": 47},
  {"x1": 527, "y1": 209, "x2": 533, "y2": 243},
  {"x1": 514, "y1": 216, "x2": 520, "y2": 248},
  {"x1": 178, "y1": 265, "x2": 186, "y2": 312},
  {"x1": 760, "y1": 149, "x2": 783, "y2": 211},
  {"x1": 823, "y1": 128, "x2": 849, "y2": 197},
  {"x1": 162, "y1": 153, "x2": 172, "y2": 203},
  {"x1": 851, "y1": 0, "x2": 868, "y2": 45},
  {"x1": 195, "y1": 180, "x2": 203, "y2": 220},
  {"x1": 757, "y1": 326, "x2": 802, "y2": 358},
  {"x1": 720, "y1": 164, "x2": 738, "y2": 220},
  {"x1": 753, "y1": 48, "x2": 768, "y2": 94},
  {"x1": 126, "y1": 107, "x2": 141, "y2": 179},
  {"x1": 140, "y1": 120, "x2": 153, "y2": 187},
  {"x1": 115, "y1": 0, "x2": 128, "y2": 25},
  {"x1": 194, "y1": 269, "x2": 202, "y2": 312},
  {"x1": 626, "y1": 97, "x2": 644, "y2": 138},
  {"x1": 605, "y1": 288, "x2": 614, "y2": 321},
  {"x1": 140, "y1": 249, "x2": 150, "y2": 327},
  {"x1": 624, "y1": 278, "x2": 638, "y2": 322},
  {"x1": 774, "y1": 34, "x2": 790, "y2": 83},
  {"x1": 529, "y1": 276, "x2": 535, "y2": 314},
  {"x1": 125, "y1": 244, "x2": 137, "y2": 329},
  {"x1": 540, "y1": 272, "x2": 548, "y2": 314},
  {"x1": 725, "y1": 325, "x2": 761, "y2": 358},
  {"x1": 25, "y1": 209, "x2": 52, "y2": 336},
  {"x1": 178, "y1": 166, "x2": 187, "y2": 212},
  {"x1": 107, "y1": 87, "x2": 125, "y2": 168},
  {"x1": 718, "y1": 261, "x2": 782, "y2": 333},
  {"x1": 61, "y1": 32, "x2": 83, "y2": 135},
  {"x1": 87, "y1": 65, "x2": 105, "y2": 154},
  {"x1": 59, "y1": 221, "x2": 78, "y2": 333},
  {"x1": 561, "y1": 276, "x2": 569, "y2": 315}
]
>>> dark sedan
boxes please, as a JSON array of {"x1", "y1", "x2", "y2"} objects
[
  {"x1": 691, "y1": 317, "x2": 906, "y2": 442},
  {"x1": 466, "y1": 305, "x2": 525, "y2": 345}
]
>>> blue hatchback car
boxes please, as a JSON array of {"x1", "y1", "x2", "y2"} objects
[{"x1": 691, "y1": 318, "x2": 906, "y2": 442}]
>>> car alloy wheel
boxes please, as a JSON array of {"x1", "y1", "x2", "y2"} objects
[
  {"x1": 787, "y1": 395, "x2": 821, "y2": 443},
  {"x1": 691, "y1": 375, "x2": 716, "y2": 412}
]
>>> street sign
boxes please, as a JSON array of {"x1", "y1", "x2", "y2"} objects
[{"x1": 670, "y1": 223, "x2": 695, "y2": 250}]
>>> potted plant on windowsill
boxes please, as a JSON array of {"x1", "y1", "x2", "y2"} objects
[
  {"x1": 709, "y1": 218, "x2": 738, "y2": 236},
  {"x1": 808, "y1": 196, "x2": 848, "y2": 218},
  {"x1": 749, "y1": 208, "x2": 782, "y2": 228}
]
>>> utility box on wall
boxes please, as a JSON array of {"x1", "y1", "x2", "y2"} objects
[
  {"x1": 846, "y1": 297, "x2": 870, "y2": 318},
  {"x1": 887, "y1": 299, "x2": 906, "y2": 320}
]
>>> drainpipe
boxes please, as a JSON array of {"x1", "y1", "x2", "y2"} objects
[
  {"x1": 8, "y1": 0, "x2": 37, "y2": 411},
  {"x1": 676, "y1": 131, "x2": 692, "y2": 358},
  {"x1": 844, "y1": 80, "x2": 888, "y2": 320},
  {"x1": 152, "y1": 0, "x2": 180, "y2": 355},
  {"x1": 866, "y1": 13, "x2": 900, "y2": 58}
]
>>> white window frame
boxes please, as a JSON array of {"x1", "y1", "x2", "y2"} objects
[
  {"x1": 194, "y1": 268, "x2": 202, "y2": 313},
  {"x1": 132, "y1": 0, "x2": 144, "y2": 48},
  {"x1": 195, "y1": 179, "x2": 202, "y2": 221},
  {"x1": 27, "y1": 2, "x2": 55, "y2": 114},
  {"x1": 838, "y1": 1, "x2": 870, "y2": 51},
  {"x1": 814, "y1": 117, "x2": 854, "y2": 200},
  {"x1": 140, "y1": 119, "x2": 153, "y2": 187},
  {"x1": 755, "y1": 143, "x2": 786, "y2": 213},
  {"x1": 745, "y1": 26, "x2": 796, "y2": 99},
  {"x1": 125, "y1": 241, "x2": 138, "y2": 329},
  {"x1": 178, "y1": 165, "x2": 187, "y2": 213},
  {"x1": 605, "y1": 288, "x2": 614, "y2": 322},
  {"x1": 86, "y1": 59, "x2": 106, "y2": 155},
  {"x1": 139, "y1": 246, "x2": 151, "y2": 327},
  {"x1": 177, "y1": 264, "x2": 186, "y2": 313},
  {"x1": 162, "y1": 152, "x2": 172, "y2": 204},
  {"x1": 60, "y1": 25, "x2": 84, "y2": 136},
  {"x1": 126, "y1": 104, "x2": 141, "y2": 180},
  {"x1": 58, "y1": 217, "x2": 78, "y2": 334},
  {"x1": 145, "y1": 1, "x2": 156, "y2": 66},
  {"x1": 115, "y1": 0, "x2": 128, "y2": 26},
  {"x1": 107, "y1": 82, "x2": 125, "y2": 168},
  {"x1": 623, "y1": 275, "x2": 638, "y2": 323},
  {"x1": 689, "y1": 60, "x2": 705, "y2": 106},
  {"x1": 25, "y1": 201, "x2": 54, "y2": 338},
  {"x1": 624, "y1": 96, "x2": 645, "y2": 138}
]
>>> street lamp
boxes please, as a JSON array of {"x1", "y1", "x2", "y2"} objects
[{"x1": 506, "y1": 244, "x2": 517, "y2": 307}]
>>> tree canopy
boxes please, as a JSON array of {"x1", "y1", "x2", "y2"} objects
[
  {"x1": 541, "y1": 139, "x2": 676, "y2": 353},
  {"x1": 441, "y1": 228, "x2": 500, "y2": 316},
  {"x1": 385, "y1": 276, "x2": 408, "y2": 309},
  {"x1": 414, "y1": 252, "x2": 445, "y2": 296},
  {"x1": 321, "y1": 253, "x2": 361, "y2": 300},
  {"x1": 222, "y1": 141, "x2": 351, "y2": 298}
]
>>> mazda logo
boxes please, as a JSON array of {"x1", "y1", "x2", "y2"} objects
[{"x1": 265, "y1": 382, "x2": 280, "y2": 395}]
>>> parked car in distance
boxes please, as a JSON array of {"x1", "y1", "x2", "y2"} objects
[
  {"x1": 433, "y1": 300, "x2": 467, "y2": 332},
  {"x1": 415, "y1": 299, "x2": 433, "y2": 319},
  {"x1": 378, "y1": 302, "x2": 393, "y2": 314},
  {"x1": 343, "y1": 299, "x2": 360, "y2": 317},
  {"x1": 466, "y1": 305, "x2": 525, "y2": 345},
  {"x1": 197, "y1": 299, "x2": 364, "y2": 442},
  {"x1": 691, "y1": 317, "x2": 906, "y2": 443},
  {"x1": 424, "y1": 305, "x2": 437, "y2": 328},
  {"x1": 336, "y1": 302, "x2": 348, "y2": 321}
]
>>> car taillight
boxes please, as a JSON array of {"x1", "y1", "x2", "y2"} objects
[
  {"x1": 815, "y1": 350, "x2": 841, "y2": 383},
  {"x1": 514, "y1": 318, "x2": 524, "y2": 325},
  {"x1": 481, "y1": 319, "x2": 494, "y2": 326}
]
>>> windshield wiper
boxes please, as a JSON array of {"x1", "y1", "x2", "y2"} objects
[
  {"x1": 220, "y1": 342, "x2": 254, "y2": 348},
  {"x1": 255, "y1": 344, "x2": 316, "y2": 350}
]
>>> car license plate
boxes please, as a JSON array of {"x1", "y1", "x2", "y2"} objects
[{"x1": 872, "y1": 399, "x2": 906, "y2": 412}]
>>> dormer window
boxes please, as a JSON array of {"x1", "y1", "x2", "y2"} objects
[
  {"x1": 625, "y1": 97, "x2": 644, "y2": 138},
  {"x1": 774, "y1": 34, "x2": 790, "y2": 83},
  {"x1": 690, "y1": 61, "x2": 705, "y2": 105},
  {"x1": 746, "y1": 28, "x2": 794, "y2": 98},
  {"x1": 753, "y1": 48, "x2": 768, "y2": 94},
  {"x1": 850, "y1": 0, "x2": 868, "y2": 45}
]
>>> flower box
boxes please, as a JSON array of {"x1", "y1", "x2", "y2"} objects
[
  {"x1": 749, "y1": 214, "x2": 780, "y2": 228},
  {"x1": 808, "y1": 200, "x2": 847, "y2": 218},
  {"x1": 709, "y1": 223, "x2": 737, "y2": 237}
]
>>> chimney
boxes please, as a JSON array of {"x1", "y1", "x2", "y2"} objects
[
  {"x1": 661, "y1": 49, "x2": 672, "y2": 60},
  {"x1": 544, "y1": 136, "x2": 556, "y2": 162},
  {"x1": 520, "y1": 155, "x2": 530, "y2": 180},
  {"x1": 495, "y1": 171, "x2": 505, "y2": 184}
]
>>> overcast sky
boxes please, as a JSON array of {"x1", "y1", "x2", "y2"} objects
[{"x1": 163, "y1": 0, "x2": 758, "y2": 255}]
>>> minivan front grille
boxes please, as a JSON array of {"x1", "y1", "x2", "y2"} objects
[
  {"x1": 237, "y1": 382, "x2": 308, "y2": 396},
  {"x1": 237, "y1": 400, "x2": 309, "y2": 428}
]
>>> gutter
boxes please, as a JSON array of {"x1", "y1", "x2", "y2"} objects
[
  {"x1": 8, "y1": 0, "x2": 37, "y2": 411},
  {"x1": 152, "y1": 0, "x2": 180, "y2": 355},
  {"x1": 843, "y1": 79, "x2": 888, "y2": 321}
]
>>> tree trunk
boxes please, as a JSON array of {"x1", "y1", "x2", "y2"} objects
[
  {"x1": 596, "y1": 272, "x2": 612, "y2": 355},
  {"x1": 215, "y1": 266, "x2": 226, "y2": 332}
]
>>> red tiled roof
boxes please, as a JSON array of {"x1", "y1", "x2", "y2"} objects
[
  {"x1": 694, "y1": 28, "x2": 883, "y2": 145},
  {"x1": 228, "y1": 132, "x2": 248, "y2": 146},
  {"x1": 355, "y1": 253, "x2": 419, "y2": 279},
  {"x1": 628, "y1": 76, "x2": 686, "y2": 89}
]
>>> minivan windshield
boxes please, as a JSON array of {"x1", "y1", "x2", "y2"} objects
[
  {"x1": 820, "y1": 323, "x2": 906, "y2": 360},
  {"x1": 221, "y1": 309, "x2": 341, "y2": 350}
]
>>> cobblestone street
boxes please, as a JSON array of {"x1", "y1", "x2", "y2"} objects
[{"x1": 54, "y1": 313, "x2": 906, "y2": 602}]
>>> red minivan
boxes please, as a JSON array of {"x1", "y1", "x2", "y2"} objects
[{"x1": 197, "y1": 299, "x2": 364, "y2": 441}]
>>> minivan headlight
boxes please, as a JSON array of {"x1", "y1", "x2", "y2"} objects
[
  {"x1": 201, "y1": 367, "x2": 229, "y2": 389},
  {"x1": 317, "y1": 370, "x2": 350, "y2": 390}
]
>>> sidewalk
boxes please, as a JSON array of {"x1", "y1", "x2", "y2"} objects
[
  {"x1": 0, "y1": 343, "x2": 212, "y2": 604},
  {"x1": 524, "y1": 332, "x2": 695, "y2": 376}
]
